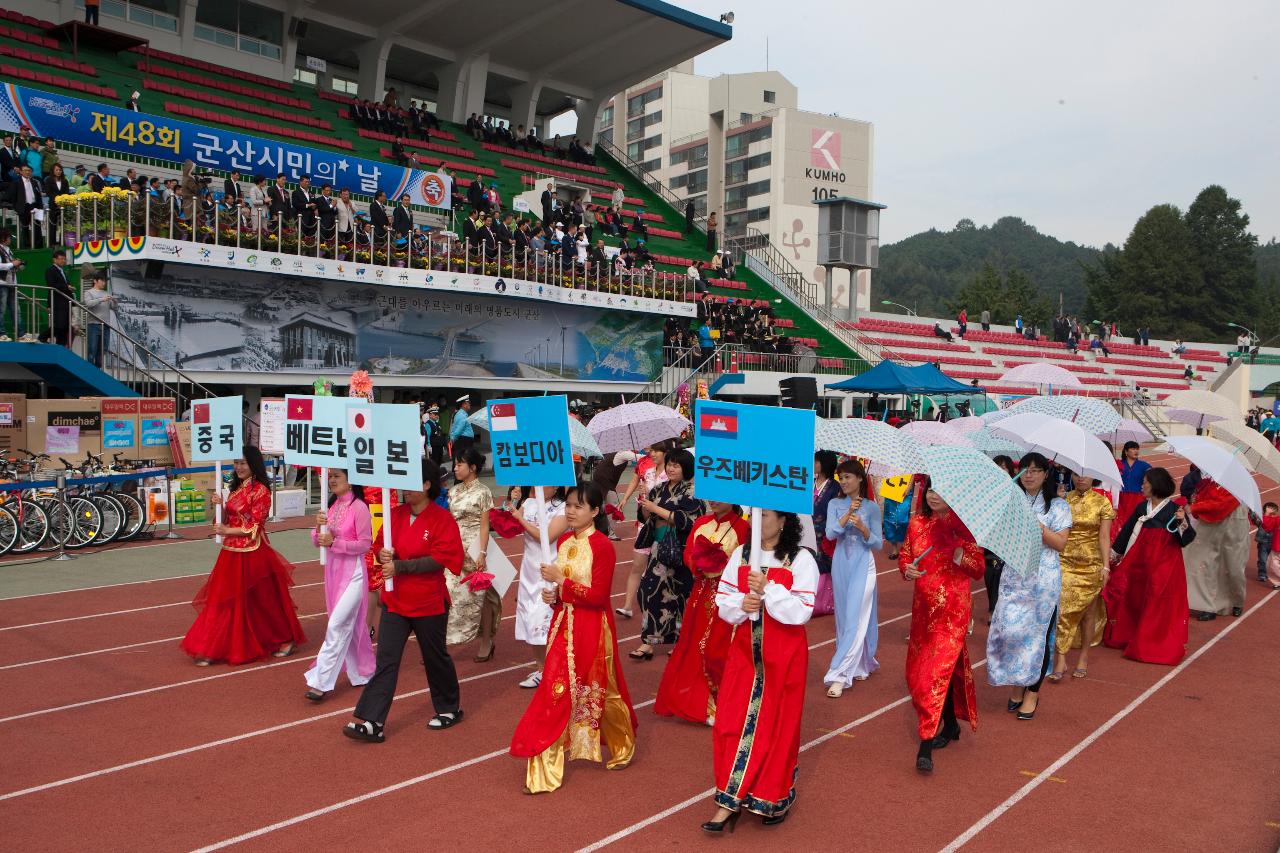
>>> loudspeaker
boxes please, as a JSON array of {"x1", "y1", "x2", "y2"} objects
[
  {"x1": 779, "y1": 377, "x2": 817, "y2": 409},
  {"x1": 289, "y1": 18, "x2": 309, "y2": 38},
  {"x1": 143, "y1": 260, "x2": 165, "y2": 279}
]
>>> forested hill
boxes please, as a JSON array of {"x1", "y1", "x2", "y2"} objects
[{"x1": 873, "y1": 216, "x2": 1101, "y2": 318}]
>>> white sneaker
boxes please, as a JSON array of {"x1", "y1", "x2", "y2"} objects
[
  {"x1": 18, "y1": 333, "x2": 37, "y2": 343},
  {"x1": 518, "y1": 670, "x2": 542, "y2": 689}
]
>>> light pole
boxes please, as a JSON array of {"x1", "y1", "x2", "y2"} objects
[
  {"x1": 880, "y1": 299, "x2": 917, "y2": 317},
  {"x1": 1227, "y1": 321, "x2": 1257, "y2": 346}
]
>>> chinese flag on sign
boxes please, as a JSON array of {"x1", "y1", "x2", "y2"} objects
[
  {"x1": 490, "y1": 402, "x2": 517, "y2": 431},
  {"x1": 289, "y1": 398, "x2": 313, "y2": 421},
  {"x1": 193, "y1": 403, "x2": 210, "y2": 424}
]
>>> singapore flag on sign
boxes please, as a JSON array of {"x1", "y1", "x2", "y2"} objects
[
  {"x1": 348, "y1": 405, "x2": 372, "y2": 434},
  {"x1": 490, "y1": 402, "x2": 518, "y2": 431}
]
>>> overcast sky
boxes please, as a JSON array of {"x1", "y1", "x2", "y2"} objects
[{"x1": 598, "y1": 0, "x2": 1279, "y2": 248}]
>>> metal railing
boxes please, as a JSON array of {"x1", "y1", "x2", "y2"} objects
[
  {"x1": 596, "y1": 136, "x2": 707, "y2": 235},
  {"x1": 630, "y1": 345, "x2": 726, "y2": 407},
  {"x1": 1, "y1": 193, "x2": 693, "y2": 305}
]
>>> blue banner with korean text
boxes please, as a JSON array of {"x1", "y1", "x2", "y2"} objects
[
  {"x1": 692, "y1": 400, "x2": 814, "y2": 513},
  {"x1": 189, "y1": 395, "x2": 243, "y2": 462},
  {"x1": 344, "y1": 402, "x2": 422, "y2": 491},
  {"x1": 283, "y1": 395, "x2": 350, "y2": 469},
  {"x1": 0, "y1": 83, "x2": 448, "y2": 208},
  {"x1": 489, "y1": 396, "x2": 575, "y2": 487}
]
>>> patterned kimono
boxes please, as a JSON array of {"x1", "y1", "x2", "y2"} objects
[
  {"x1": 1055, "y1": 489, "x2": 1115, "y2": 653},
  {"x1": 713, "y1": 546, "x2": 818, "y2": 817},
  {"x1": 510, "y1": 529, "x2": 638, "y2": 793},
  {"x1": 900, "y1": 512, "x2": 984, "y2": 740},
  {"x1": 637, "y1": 480, "x2": 703, "y2": 645},
  {"x1": 986, "y1": 491, "x2": 1071, "y2": 687},
  {"x1": 446, "y1": 478, "x2": 494, "y2": 645},
  {"x1": 654, "y1": 510, "x2": 749, "y2": 725}
]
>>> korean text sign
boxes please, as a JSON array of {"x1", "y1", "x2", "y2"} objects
[
  {"x1": 282, "y1": 395, "x2": 351, "y2": 468},
  {"x1": 283, "y1": 396, "x2": 421, "y2": 490},
  {"x1": 189, "y1": 396, "x2": 243, "y2": 462},
  {"x1": 489, "y1": 396, "x2": 575, "y2": 487},
  {"x1": 692, "y1": 400, "x2": 814, "y2": 513}
]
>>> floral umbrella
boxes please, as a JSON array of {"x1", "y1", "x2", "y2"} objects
[
  {"x1": 986, "y1": 395, "x2": 1121, "y2": 435},
  {"x1": 947, "y1": 415, "x2": 986, "y2": 434},
  {"x1": 996, "y1": 362, "x2": 1083, "y2": 390},
  {"x1": 899, "y1": 421, "x2": 976, "y2": 448},
  {"x1": 814, "y1": 417, "x2": 925, "y2": 474},
  {"x1": 970, "y1": 427, "x2": 1026, "y2": 457}
]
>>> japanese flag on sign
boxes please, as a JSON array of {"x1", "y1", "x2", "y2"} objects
[
  {"x1": 348, "y1": 405, "x2": 372, "y2": 435},
  {"x1": 490, "y1": 402, "x2": 518, "y2": 431}
]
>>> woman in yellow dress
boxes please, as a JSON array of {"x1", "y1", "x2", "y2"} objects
[
  {"x1": 448, "y1": 447, "x2": 495, "y2": 657},
  {"x1": 1050, "y1": 475, "x2": 1115, "y2": 680}
]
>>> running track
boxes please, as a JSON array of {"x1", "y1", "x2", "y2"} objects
[{"x1": 1, "y1": 452, "x2": 1277, "y2": 852}]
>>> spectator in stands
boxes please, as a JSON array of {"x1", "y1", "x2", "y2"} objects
[
  {"x1": 393, "y1": 193, "x2": 413, "y2": 239},
  {"x1": 390, "y1": 138, "x2": 411, "y2": 168},
  {"x1": 223, "y1": 170, "x2": 243, "y2": 207},
  {"x1": 612, "y1": 184, "x2": 625, "y2": 211},
  {"x1": 688, "y1": 260, "x2": 704, "y2": 294},
  {"x1": 246, "y1": 175, "x2": 267, "y2": 226},
  {"x1": 1235, "y1": 331, "x2": 1251, "y2": 352},
  {"x1": 85, "y1": 0, "x2": 100, "y2": 25},
  {"x1": 13, "y1": 165, "x2": 43, "y2": 248},
  {"x1": 0, "y1": 134, "x2": 18, "y2": 182},
  {"x1": 335, "y1": 187, "x2": 356, "y2": 241},
  {"x1": 292, "y1": 175, "x2": 318, "y2": 235},
  {"x1": 316, "y1": 185, "x2": 336, "y2": 238},
  {"x1": 486, "y1": 183, "x2": 502, "y2": 213},
  {"x1": 581, "y1": 204, "x2": 596, "y2": 242},
  {"x1": 467, "y1": 114, "x2": 483, "y2": 142},
  {"x1": 514, "y1": 219, "x2": 531, "y2": 255},
  {"x1": 631, "y1": 209, "x2": 648, "y2": 240},
  {"x1": 1172, "y1": 339, "x2": 1186, "y2": 355},
  {"x1": 480, "y1": 214, "x2": 499, "y2": 260},
  {"x1": 82, "y1": 271, "x2": 114, "y2": 367},
  {"x1": 540, "y1": 182, "x2": 555, "y2": 225},
  {"x1": 0, "y1": 229, "x2": 25, "y2": 339},
  {"x1": 588, "y1": 239, "x2": 608, "y2": 276},
  {"x1": 698, "y1": 319, "x2": 715, "y2": 360},
  {"x1": 706, "y1": 211, "x2": 718, "y2": 252},
  {"x1": 42, "y1": 249, "x2": 73, "y2": 347},
  {"x1": 267, "y1": 173, "x2": 290, "y2": 224},
  {"x1": 1183, "y1": 365, "x2": 1195, "y2": 381},
  {"x1": 67, "y1": 164, "x2": 87, "y2": 191},
  {"x1": 1089, "y1": 335, "x2": 1111, "y2": 358},
  {"x1": 495, "y1": 213, "x2": 515, "y2": 257},
  {"x1": 369, "y1": 190, "x2": 390, "y2": 242},
  {"x1": 1140, "y1": 326, "x2": 1150, "y2": 346},
  {"x1": 1066, "y1": 329, "x2": 1079, "y2": 353},
  {"x1": 118, "y1": 167, "x2": 137, "y2": 192},
  {"x1": 957, "y1": 308, "x2": 968, "y2": 338},
  {"x1": 88, "y1": 163, "x2": 110, "y2": 193},
  {"x1": 933, "y1": 322, "x2": 954, "y2": 344},
  {"x1": 37, "y1": 139, "x2": 59, "y2": 179},
  {"x1": 1015, "y1": 313, "x2": 1023, "y2": 335},
  {"x1": 467, "y1": 175, "x2": 486, "y2": 213},
  {"x1": 684, "y1": 200, "x2": 695, "y2": 234},
  {"x1": 981, "y1": 308, "x2": 991, "y2": 331},
  {"x1": 43, "y1": 164, "x2": 69, "y2": 233},
  {"x1": 123, "y1": 90, "x2": 141, "y2": 112}
]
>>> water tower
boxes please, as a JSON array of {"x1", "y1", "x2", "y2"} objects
[{"x1": 815, "y1": 196, "x2": 885, "y2": 320}]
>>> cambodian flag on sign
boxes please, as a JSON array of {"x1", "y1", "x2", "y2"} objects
[
  {"x1": 490, "y1": 402, "x2": 518, "y2": 431},
  {"x1": 698, "y1": 407, "x2": 738, "y2": 439}
]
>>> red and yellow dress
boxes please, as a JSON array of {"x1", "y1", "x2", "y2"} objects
[
  {"x1": 510, "y1": 528, "x2": 638, "y2": 793},
  {"x1": 654, "y1": 510, "x2": 749, "y2": 725},
  {"x1": 899, "y1": 511, "x2": 984, "y2": 741},
  {"x1": 712, "y1": 545, "x2": 818, "y2": 817},
  {"x1": 181, "y1": 480, "x2": 307, "y2": 664}
]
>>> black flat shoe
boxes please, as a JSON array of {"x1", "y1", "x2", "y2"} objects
[
  {"x1": 931, "y1": 725, "x2": 961, "y2": 750},
  {"x1": 1007, "y1": 698, "x2": 1021, "y2": 712},
  {"x1": 701, "y1": 811, "x2": 739, "y2": 834},
  {"x1": 1016, "y1": 708, "x2": 1037, "y2": 720},
  {"x1": 304, "y1": 690, "x2": 326, "y2": 702},
  {"x1": 1231, "y1": 607, "x2": 1243, "y2": 617},
  {"x1": 916, "y1": 754, "x2": 933, "y2": 773},
  {"x1": 1196, "y1": 612, "x2": 1217, "y2": 622},
  {"x1": 761, "y1": 810, "x2": 790, "y2": 826}
]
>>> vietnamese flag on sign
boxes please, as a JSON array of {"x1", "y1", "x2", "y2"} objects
[
  {"x1": 193, "y1": 403, "x2": 210, "y2": 424},
  {"x1": 289, "y1": 398, "x2": 313, "y2": 421},
  {"x1": 490, "y1": 402, "x2": 518, "y2": 431}
]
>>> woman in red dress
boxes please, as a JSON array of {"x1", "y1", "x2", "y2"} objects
[
  {"x1": 1103, "y1": 467, "x2": 1195, "y2": 665},
  {"x1": 510, "y1": 482, "x2": 638, "y2": 793},
  {"x1": 703, "y1": 509, "x2": 817, "y2": 833},
  {"x1": 181, "y1": 446, "x2": 307, "y2": 666},
  {"x1": 654, "y1": 501, "x2": 748, "y2": 726},
  {"x1": 899, "y1": 479, "x2": 985, "y2": 774}
]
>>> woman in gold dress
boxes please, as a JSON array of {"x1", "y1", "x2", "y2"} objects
[
  {"x1": 448, "y1": 447, "x2": 495, "y2": 657},
  {"x1": 1050, "y1": 475, "x2": 1115, "y2": 680}
]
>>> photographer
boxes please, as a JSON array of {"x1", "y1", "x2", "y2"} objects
[{"x1": 0, "y1": 229, "x2": 25, "y2": 340}]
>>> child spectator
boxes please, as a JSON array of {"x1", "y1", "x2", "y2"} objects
[{"x1": 1257, "y1": 502, "x2": 1278, "y2": 586}]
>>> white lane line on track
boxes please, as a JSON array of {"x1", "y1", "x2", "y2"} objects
[
  {"x1": 182, "y1": 599, "x2": 972, "y2": 852},
  {"x1": 937, "y1": 587, "x2": 1280, "y2": 853},
  {"x1": 0, "y1": 612, "x2": 330, "y2": 670}
]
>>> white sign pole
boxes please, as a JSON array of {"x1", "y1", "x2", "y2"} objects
[
  {"x1": 214, "y1": 460, "x2": 224, "y2": 544},
  {"x1": 748, "y1": 506, "x2": 762, "y2": 622},
  {"x1": 382, "y1": 505, "x2": 394, "y2": 592},
  {"x1": 535, "y1": 486, "x2": 555, "y2": 591},
  {"x1": 318, "y1": 467, "x2": 329, "y2": 565}
]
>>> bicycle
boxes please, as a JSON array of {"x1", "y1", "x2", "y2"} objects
[
  {"x1": 1, "y1": 451, "x2": 53, "y2": 554},
  {"x1": 58, "y1": 457, "x2": 114, "y2": 548},
  {"x1": 81, "y1": 452, "x2": 148, "y2": 542}
]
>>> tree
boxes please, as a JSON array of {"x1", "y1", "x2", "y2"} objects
[
  {"x1": 1003, "y1": 268, "x2": 1053, "y2": 330},
  {"x1": 1184, "y1": 185, "x2": 1259, "y2": 338},
  {"x1": 947, "y1": 263, "x2": 1002, "y2": 319}
]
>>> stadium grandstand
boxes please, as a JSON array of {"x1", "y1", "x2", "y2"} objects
[{"x1": 0, "y1": 0, "x2": 1273, "y2": 424}]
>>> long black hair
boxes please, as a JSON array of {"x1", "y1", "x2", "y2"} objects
[
  {"x1": 327, "y1": 469, "x2": 367, "y2": 507},
  {"x1": 1018, "y1": 451, "x2": 1057, "y2": 513},
  {"x1": 232, "y1": 445, "x2": 271, "y2": 492},
  {"x1": 917, "y1": 475, "x2": 940, "y2": 517},
  {"x1": 566, "y1": 480, "x2": 609, "y2": 534},
  {"x1": 453, "y1": 446, "x2": 486, "y2": 474},
  {"x1": 742, "y1": 510, "x2": 805, "y2": 565},
  {"x1": 834, "y1": 458, "x2": 871, "y2": 499}
]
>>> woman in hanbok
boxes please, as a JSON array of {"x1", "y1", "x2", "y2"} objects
[
  {"x1": 1183, "y1": 476, "x2": 1249, "y2": 620},
  {"x1": 1103, "y1": 467, "x2": 1195, "y2": 665},
  {"x1": 632, "y1": 448, "x2": 703, "y2": 659},
  {"x1": 510, "y1": 482, "x2": 637, "y2": 793},
  {"x1": 899, "y1": 481, "x2": 985, "y2": 773},
  {"x1": 811, "y1": 450, "x2": 841, "y2": 612},
  {"x1": 1049, "y1": 475, "x2": 1114, "y2": 681},
  {"x1": 654, "y1": 500, "x2": 748, "y2": 725},
  {"x1": 703, "y1": 510, "x2": 816, "y2": 833},
  {"x1": 1116, "y1": 441, "x2": 1150, "y2": 540},
  {"x1": 986, "y1": 453, "x2": 1070, "y2": 721},
  {"x1": 304, "y1": 469, "x2": 375, "y2": 700},
  {"x1": 447, "y1": 447, "x2": 495, "y2": 657},
  {"x1": 823, "y1": 459, "x2": 883, "y2": 697},
  {"x1": 513, "y1": 486, "x2": 568, "y2": 689},
  {"x1": 181, "y1": 447, "x2": 307, "y2": 666},
  {"x1": 616, "y1": 442, "x2": 671, "y2": 619}
]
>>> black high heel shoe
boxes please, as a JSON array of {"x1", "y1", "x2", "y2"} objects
[
  {"x1": 1017, "y1": 692, "x2": 1040, "y2": 721},
  {"x1": 761, "y1": 809, "x2": 790, "y2": 826},
  {"x1": 701, "y1": 810, "x2": 740, "y2": 834}
]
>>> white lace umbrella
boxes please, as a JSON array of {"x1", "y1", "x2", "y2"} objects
[
  {"x1": 987, "y1": 395, "x2": 1121, "y2": 435},
  {"x1": 997, "y1": 362, "x2": 1083, "y2": 390},
  {"x1": 1160, "y1": 389, "x2": 1240, "y2": 430},
  {"x1": 586, "y1": 402, "x2": 690, "y2": 454},
  {"x1": 1207, "y1": 420, "x2": 1280, "y2": 484},
  {"x1": 919, "y1": 445, "x2": 1040, "y2": 576},
  {"x1": 947, "y1": 415, "x2": 986, "y2": 434},
  {"x1": 1161, "y1": 435, "x2": 1262, "y2": 516},
  {"x1": 814, "y1": 417, "x2": 925, "y2": 474},
  {"x1": 899, "y1": 421, "x2": 975, "y2": 448},
  {"x1": 970, "y1": 427, "x2": 1025, "y2": 457},
  {"x1": 469, "y1": 409, "x2": 602, "y2": 459},
  {"x1": 1105, "y1": 418, "x2": 1154, "y2": 447},
  {"x1": 988, "y1": 412, "x2": 1123, "y2": 495}
]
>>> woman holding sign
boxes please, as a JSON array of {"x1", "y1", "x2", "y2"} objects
[
  {"x1": 510, "y1": 482, "x2": 638, "y2": 793},
  {"x1": 632, "y1": 448, "x2": 703, "y2": 659},
  {"x1": 304, "y1": 470, "x2": 376, "y2": 701},
  {"x1": 899, "y1": 480, "x2": 985, "y2": 774},
  {"x1": 654, "y1": 500, "x2": 748, "y2": 725},
  {"x1": 703, "y1": 509, "x2": 816, "y2": 832},
  {"x1": 447, "y1": 448, "x2": 496, "y2": 658},
  {"x1": 822, "y1": 459, "x2": 884, "y2": 697},
  {"x1": 514, "y1": 486, "x2": 569, "y2": 689},
  {"x1": 181, "y1": 447, "x2": 307, "y2": 666}
]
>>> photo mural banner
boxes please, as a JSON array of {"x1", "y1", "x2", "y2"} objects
[
  {"x1": 106, "y1": 261, "x2": 666, "y2": 382},
  {"x1": 0, "y1": 83, "x2": 449, "y2": 209}
]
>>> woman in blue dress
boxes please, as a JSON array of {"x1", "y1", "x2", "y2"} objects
[
  {"x1": 986, "y1": 452, "x2": 1071, "y2": 721},
  {"x1": 822, "y1": 459, "x2": 884, "y2": 697}
]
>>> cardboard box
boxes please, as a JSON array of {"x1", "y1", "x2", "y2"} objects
[
  {"x1": 137, "y1": 397, "x2": 177, "y2": 466},
  {"x1": 100, "y1": 397, "x2": 140, "y2": 460},
  {"x1": 0, "y1": 393, "x2": 28, "y2": 455},
  {"x1": 272, "y1": 488, "x2": 307, "y2": 518},
  {"x1": 26, "y1": 398, "x2": 103, "y2": 462}
]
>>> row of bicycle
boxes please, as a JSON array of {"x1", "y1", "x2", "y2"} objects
[{"x1": 0, "y1": 451, "x2": 156, "y2": 556}]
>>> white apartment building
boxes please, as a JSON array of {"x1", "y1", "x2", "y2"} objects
[{"x1": 599, "y1": 66, "x2": 875, "y2": 312}]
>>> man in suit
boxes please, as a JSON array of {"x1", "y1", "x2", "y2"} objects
[
  {"x1": 291, "y1": 174, "x2": 317, "y2": 235},
  {"x1": 316, "y1": 184, "x2": 336, "y2": 240},
  {"x1": 494, "y1": 212, "x2": 515, "y2": 258},
  {"x1": 0, "y1": 228, "x2": 26, "y2": 340},
  {"x1": 14, "y1": 165, "x2": 43, "y2": 248},
  {"x1": 118, "y1": 167, "x2": 137, "y2": 192},
  {"x1": 467, "y1": 174, "x2": 485, "y2": 213},
  {"x1": 479, "y1": 214, "x2": 498, "y2": 259},
  {"x1": 462, "y1": 208, "x2": 479, "y2": 254},
  {"x1": 0, "y1": 134, "x2": 19, "y2": 182},
  {"x1": 368, "y1": 190, "x2": 390, "y2": 243},
  {"x1": 43, "y1": 248, "x2": 73, "y2": 347},
  {"x1": 88, "y1": 163, "x2": 110, "y2": 193},
  {"x1": 223, "y1": 170, "x2": 243, "y2": 206},
  {"x1": 540, "y1": 182, "x2": 554, "y2": 225},
  {"x1": 267, "y1": 173, "x2": 290, "y2": 223},
  {"x1": 392, "y1": 193, "x2": 413, "y2": 238}
]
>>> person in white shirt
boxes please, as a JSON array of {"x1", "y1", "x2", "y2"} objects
[
  {"x1": 335, "y1": 188, "x2": 356, "y2": 238},
  {"x1": 80, "y1": 271, "x2": 116, "y2": 367},
  {"x1": 0, "y1": 228, "x2": 27, "y2": 340}
]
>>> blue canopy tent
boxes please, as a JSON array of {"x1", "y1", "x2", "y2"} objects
[{"x1": 826, "y1": 361, "x2": 986, "y2": 395}]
